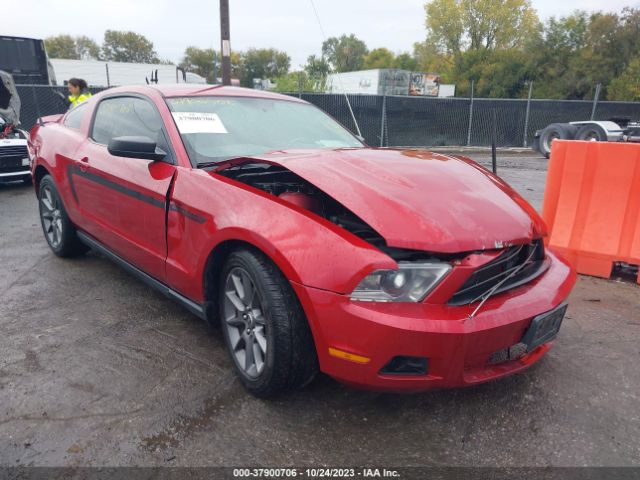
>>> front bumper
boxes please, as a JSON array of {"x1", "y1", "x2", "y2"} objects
[
  {"x1": 0, "y1": 169, "x2": 31, "y2": 180},
  {"x1": 292, "y1": 249, "x2": 576, "y2": 392}
]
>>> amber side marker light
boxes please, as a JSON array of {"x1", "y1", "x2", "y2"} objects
[{"x1": 328, "y1": 347, "x2": 371, "y2": 364}]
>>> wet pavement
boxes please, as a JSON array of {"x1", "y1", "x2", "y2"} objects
[{"x1": 0, "y1": 153, "x2": 638, "y2": 467}]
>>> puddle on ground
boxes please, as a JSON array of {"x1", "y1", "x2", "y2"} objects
[{"x1": 140, "y1": 377, "x2": 243, "y2": 451}]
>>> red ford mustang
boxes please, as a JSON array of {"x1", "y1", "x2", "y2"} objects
[{"x1": 29, "y1": 85, "x2": 576, "y2": 397}]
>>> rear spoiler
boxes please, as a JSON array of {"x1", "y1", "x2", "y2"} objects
[{"x1": 39, "y1": 113, "x2": 64, "y2": 124}]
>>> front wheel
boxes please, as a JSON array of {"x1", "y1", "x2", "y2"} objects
[
  {"x1": 38, "y1": 175, "x2": 88, "y2": 257},
  {"x1": 219, "y1": 248, "x2": 318, "y2": 397}
]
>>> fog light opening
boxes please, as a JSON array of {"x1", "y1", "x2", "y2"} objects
[{"x1": 380, "y1": 356, "x2": 429, "y2": 376}]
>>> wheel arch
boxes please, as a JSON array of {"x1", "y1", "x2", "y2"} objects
[
  {"x1": 33, "y1": 164, "x2": 51, "y2": 195},
  {"x1": 201, "y1": 238, "x2": 303, "y2": 327}
]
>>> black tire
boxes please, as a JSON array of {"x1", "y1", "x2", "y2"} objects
[
  {"x1": 539, "y1": 123, "x2": 578, "y2": 158},
  {"x1": 218, "y1": 248, "x2": 318, "y2": 397},
  {"x1": 38, "y1": 175, "x2": 88, "y2": 257},
  {"x1": 576, "y1": 123, "x2": 607, "y2": 142}
]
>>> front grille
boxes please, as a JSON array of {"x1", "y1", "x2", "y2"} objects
[
  {"x1": 449, "y1": 239, "x2": 546, "y2": 305},
  {"x1": 0, "y1": 164, "x2": 29, "y2": 174},
  {"x1": 0, "y1": 146, "x2": 29, "y2": 158}
]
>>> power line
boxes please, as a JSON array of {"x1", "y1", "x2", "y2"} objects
[{"x1": 308, "y1": 0, "x2": 362, "y2": 138}]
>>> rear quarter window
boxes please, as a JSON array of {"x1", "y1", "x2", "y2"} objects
[{"x1": 63, "y1": 103, "x2": 88, "y2": 130}]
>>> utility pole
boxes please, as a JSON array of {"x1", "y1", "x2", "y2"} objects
[
  {"x1": 212, "y1": 51, "x2": 218, "y2": 84},
  {"x1": 220, "y1": 0, "x2": 231, "y2": 86}
]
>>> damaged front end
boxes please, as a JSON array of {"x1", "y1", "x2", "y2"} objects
[
  {"x1": 215, "y1": 160, "x2": 457, "y2": 263},
  {"x1": 216, "y1": 161, "x2": 383, "y2": 249},
  {"x1": 215, "y1": 159, "x2": 548, "y2": 307}
]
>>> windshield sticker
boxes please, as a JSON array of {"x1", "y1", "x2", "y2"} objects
[{"x1": 172, "y1": 112, "x2": 228, "y2": 134}]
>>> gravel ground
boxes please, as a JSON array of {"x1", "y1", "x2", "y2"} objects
[{"x1": 0, "y1": 152, "x2": 638, "y2": 467}]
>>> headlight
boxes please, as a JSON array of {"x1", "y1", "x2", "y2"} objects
[{"x1": 350, "y1": 262, "x2": 452, "y2": 302}]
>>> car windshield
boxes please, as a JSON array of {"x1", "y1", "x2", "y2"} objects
[{"x1": 166, "y1": 96, "x2": 363, "y2": 164}]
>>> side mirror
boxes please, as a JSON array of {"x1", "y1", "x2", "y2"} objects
[{"x1": 108, "y1": 136, "x2": 166, "y2": 161}]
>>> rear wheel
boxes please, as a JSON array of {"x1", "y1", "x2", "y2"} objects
[
  {"x1": 576, "y1": 123, "x2": 607, "y2": 142},
  {"x1": 38, "y1": 175, "x2": 88, "y2": 257},
  {"x1": 219, "y1": 248, "x2": 318, "y2": 397},
  {"x1": 539, "y1": 123, "x2": 578, "y2": 158}
]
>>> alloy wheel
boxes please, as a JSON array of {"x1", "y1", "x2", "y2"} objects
[
  {"x1": 40, "y1": 185, "x2": 63, "y2": 249},
  {"x1": 223, "y1": 267, "x2": 268, "y2": 378}
]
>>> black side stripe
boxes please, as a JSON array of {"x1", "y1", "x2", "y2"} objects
[
  {"x1": 73, "y1": 165, "x2": 165, "y2": 208},
  {"x1": 169, "y1": 203, "x2": 207, "y2": 224},
  {"x1": 68, "y1": 165, "x2": 206, "y2": 223},
  {"x1": 67, "y1": 165, "x2": 79, "y2": 203}
]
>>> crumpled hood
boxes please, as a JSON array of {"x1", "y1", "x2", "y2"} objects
[{"x1": 232, "y1": 148, "x2": 546, "y2": 253}]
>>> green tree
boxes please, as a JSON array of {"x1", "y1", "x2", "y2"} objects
[
  {"x1": 609, "y1": 56, "x2": 640, "y2": 101},
  {"x1": 413, "y1": 41, "x2": 454, "y2": 80},
  {"x1": 362, "y1": 48, "x2": 396, "y2": 69},
  {"x1": 45, "y1": 35, "x2": 78, "y2": 59},
  {"x1": 45, "y1": 34, "x2": 101, "y2": 60},
  {"x1": 424, "y1": 0, "x2": 540, "y2": 53},
  {"x1": 102, "y1": 30, "x2": 158, "y2": 63},
  {"x1": 180, "y1": 46, "x2": 217, "y2": 83},
  {"x1": 272, "y1": 71, "x2": 325, "y2": 93},
  {"x1": 455, "y1": 49, "x2": 530, "y2": 97},
  {"x1": 525, "y1": 12, "x2": 589, "y2": 99},
  {"x1": 526, "y1": 9, "x2": 640, "y2": 100},
  {"x1": 394, "y1": 52, "x2": 418, "y2": 71},
  {"x1": 304, "y1": 55, "x2": 331, "y2": 79},
  {"x1": 75, "y1": 36, "x2": 101, "y2": 60},
  {"x1": 321, "y1": 34, "x2": 368, "y2": 72},
  {"x1": 238, "y1": 48, "x2": 290, "y2": 87}
]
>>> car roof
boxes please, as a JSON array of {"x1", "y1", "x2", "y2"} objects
[{"x1": 99, "y1": 84, "x2": 307, "y2": 103}]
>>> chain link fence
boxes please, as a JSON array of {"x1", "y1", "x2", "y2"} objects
[
  {"x1": 15, "y1": 85, "x2": 640, "y2": 148},
  {"x1": 15, "y1": 85, "x2": 108, "y2": 131},
  {"x1": 298, "y1": 93, "x2": 640, "y2": 148}
]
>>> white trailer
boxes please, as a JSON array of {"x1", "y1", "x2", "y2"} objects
[
  {"x1": 326, "y1": 69, "x2": 455, "y2": 97},
  {"x1": 533, "y1": 120, "x2": 640, "y2": 158},
  {"x1": 49, "y1": 59, "x2": 206, "y2": 87}
]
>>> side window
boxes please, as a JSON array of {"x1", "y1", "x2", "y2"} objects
[
  {"x1": 63, "y1": 103, "x2": 87, "y2": 130},
  {"x1": 91, "y1": 97, "x2": 167, "y2": 152}
]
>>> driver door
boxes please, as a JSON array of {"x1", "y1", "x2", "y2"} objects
[{"x1": 72, "y1": 95, "x2": 176, "y2": 281}]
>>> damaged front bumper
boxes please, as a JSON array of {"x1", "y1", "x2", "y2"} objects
[{"x1": 292, "y1": 249, "x2": 576, "y2": 392}]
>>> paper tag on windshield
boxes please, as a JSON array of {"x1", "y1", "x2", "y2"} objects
[{"x1": 172, "y1": 112, "x2": 228, "y2": 134}]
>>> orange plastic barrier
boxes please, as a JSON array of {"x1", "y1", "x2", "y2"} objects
[{"x1": 542, "y1": 140, "x2": 640, "y2": 284}]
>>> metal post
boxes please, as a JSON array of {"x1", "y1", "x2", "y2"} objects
[
  {"x1": 379, "y1": 94, "x2": 387, "y2": 147},
  {"x1": 491, "y1": 108, "x2": 497, "y2": 174},
  {"x1": 105, "y1": 63, "x2": 110, "y2": 87},
  {"x1": 523, "y1": 81, "x2": 533, "y2": 147},
  {"x1": 220, "y1": 0, "x2": 231, "y2": 86},
  {"x1": 590, "y1": 83, "x2": 601, "y2": 120},
  {"x1": 212, "y1": 51, "x2": 218, "y2": 84},
  {"x1": 466, "y1": 80, "x2": 474, "y2": 146}
]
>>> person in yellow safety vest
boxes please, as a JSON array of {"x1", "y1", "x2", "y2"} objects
[{"x1": 67, "y1": 78, "x2": 92, "y2": 109}]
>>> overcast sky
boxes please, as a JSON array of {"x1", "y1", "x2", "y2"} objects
[{"x1": 8, "y1": 0, "x2": 637, "y2": 68}]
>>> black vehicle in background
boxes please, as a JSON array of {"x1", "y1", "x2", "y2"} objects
[{"x1": 0, "y1": 36, "x2": 56, "y2": 86}]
